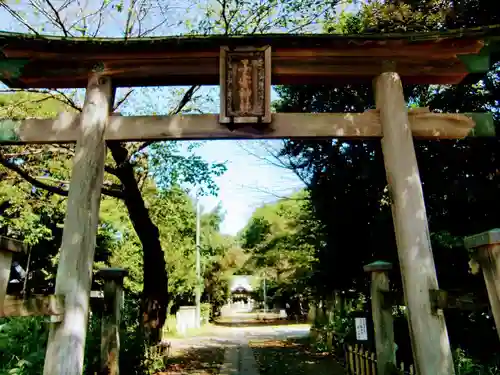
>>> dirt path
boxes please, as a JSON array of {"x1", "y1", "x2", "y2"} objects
[
  {"x1": 156, "y1": 312, "x2": 345, "y2": 375},
  {"x1": 158, "y1": 345, "x2": 226, "y2": 375},
  {"x1": 249, "y1": 337, "x2": 346, "y2": 375}
]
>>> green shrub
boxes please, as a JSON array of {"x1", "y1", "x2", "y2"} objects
[
  {"x1": 84, "y1": 296, "x2": 148, "y2": 375},
  {"x1": 201, "y1": 303, "x2": 211, "y2": 325},
  {"x1": 83, "y1": 311, "x2": 102, "y2": 374},
  {"x1": 118, "y1": 296, "x2": 148, "y2": 375},
  {"x1": 165, "y1": 314, "x2": 177, "y2": 334},
  {"x1": 0, "y1": 317, "x2": 47, "y2": 375},
  {"x1": 453, "y1": 348, "x2": 500, "y2": 375}
]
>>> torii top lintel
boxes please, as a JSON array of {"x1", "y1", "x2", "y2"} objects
[{"x1": 0, "y1": 26, "x2": 499, "y2": 89}]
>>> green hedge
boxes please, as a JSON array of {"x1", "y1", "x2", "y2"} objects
[{"x1": 201, "y1": 303, "x2": 211, "y2": 325}]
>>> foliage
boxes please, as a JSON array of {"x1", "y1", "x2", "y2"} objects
[
  {"x1": 203, "y1": 236, "x2": 246, "y2": 319},
  {"x1": 273, "y1": 0, "x2": 500, "y2": 370},
  {"x1": 0, "y1": 87, "x2": 228, "y2": 339},
  {"x1": 0, "y1": 91, "x2": 230, "y2": 371},
  {"x1": 149, "y1": 143, "x2": 226, "y2": 197},
  {"x1": 200, "y1": 303, "x2": 211, "y2": 323},
  {"x1": 453, "y1": 348, "x2": 500, "y2": 375},
  {"x1": 195, "y1": 0, "x2": 337, "y2": 35},
  {"x1": 0, "y1": 317, "x2": 47, "y2": 375},
  {"x1": 0, "y1": 0, "x2": 344, "y2": 341},
  {"x1": 239, "y1": 190, "x2": 321, "y2": 304}
]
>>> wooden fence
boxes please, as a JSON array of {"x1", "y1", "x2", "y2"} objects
[{"x1": 344, "y1": 344, "x2": 414, "y2": 375}]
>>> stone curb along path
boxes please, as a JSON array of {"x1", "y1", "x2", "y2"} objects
[{"x1": 220, "y1": 335, "x2": 260, "y2": 375}]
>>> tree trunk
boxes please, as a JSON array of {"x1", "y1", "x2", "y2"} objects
[{"x1": 107, "y1": 141, "x2": 168, "y2": 344}]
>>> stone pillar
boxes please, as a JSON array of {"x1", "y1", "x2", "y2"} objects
[
  {"x1": 97, "y1": 268, "x2": 128, "y2": 375},
  {"x1": 364, "y1": 261, "x2": 395, "y2": 375},
  {"x1": 0, "y1": 237, "x2": 26, "y2": 313},
  {"x1": 465, "y1": 229, "x2": 500, "y2": 339}
]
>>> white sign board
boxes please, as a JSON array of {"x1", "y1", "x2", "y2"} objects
[
  {"x1": 176, "y1": 306, "x2": 197, "y2": 335},
  {"x1": 355, "y1": 317, "x2": 368, "y2": 341},
  {"x1": 279, "y1": 309, "x2": 287, "y2": 319}
]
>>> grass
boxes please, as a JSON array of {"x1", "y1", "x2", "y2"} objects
[
  {"x1": 162, "y1": 323, "x2": 216, "y2": 339},
  {"x1": 249, "y1": 337, "x2": 346, "y2": 375}
]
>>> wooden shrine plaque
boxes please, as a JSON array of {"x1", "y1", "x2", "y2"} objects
[{"x1": 219, "y1": 46, "x2": 271, "y2": 124}]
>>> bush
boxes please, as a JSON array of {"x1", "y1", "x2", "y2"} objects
[
  {"x1": 201, "y1": 303, "x2": 211, "y2": 325},
  {"x1": 84, "y1": 295, "x2": 148, "y2": 375},
  {"x1": 0, "y1": 296, "x2": 149, "y2": 375},
  {"x1": 118, "y1": 296, "x2": 148, "y2": 375},
  {"x1": 454, "y1": 348, "x2": 500, "y2": 375},
  {"x1": 163, "y1": 314, "x2": 177, "y2": 336},
  {"x1": 84, "y1": 311, "x2": 102, "y2": 374},
  {"x1": 0, "y1": 317, "x2": 47, "y2": 375}
]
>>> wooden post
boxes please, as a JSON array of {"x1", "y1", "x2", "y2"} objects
[
  {"x1": 348, "y1": 345, "x2": 355, "y2": 373},
  {"x1": 97, "y1": 268, "x2": 128, "y2": 375},
  {"x1": 0, "y1": 237, "x2": 26, "y2": 313},
  {"x1": 375, "y1": 72, "x2": 455, "y2": 375},
  {"x1": 43, "y1": 72, "x2": 111, "y2": 375},
  {"x1": 464, "y1": 229, "x2": 500, "y2": 339},
  {"x1": 363, "y1": 261, "x2": 395, "y2": 375}
]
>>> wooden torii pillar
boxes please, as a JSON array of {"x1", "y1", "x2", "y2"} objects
[
  {"x1": 375, "y1": 72, "x2": 454, "y2": 375},
  {"x1": 43, "y1": 72, "x2": 111, "y2": 375}
]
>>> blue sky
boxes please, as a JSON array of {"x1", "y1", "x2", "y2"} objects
[
  {"x1": 0, "y1": 0, "x2": 358, "y2": 235},
  {"x1": 188, "y1": 140, "x2": 304, "y2": 235},
  {"x1": 115, "y1": 85, "x2": 304, "y2": 235}
]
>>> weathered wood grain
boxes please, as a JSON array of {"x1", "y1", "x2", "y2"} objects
[
  {"x1": 2, "y1": 295, "x2": 64, "y2": 317},
  {"x1": 364, "y1": 261, "x2": 395, "y2": 375},
  {"x1": 98, "y1": 268, "x2": 128, "y2": 375},
  {"x1": 43, "y1": 72, "x2": 111, "y2": 375},
  {"x1": 375, "y1": 72, "x2": 455, "y2": 375},
  {"x1": 0, "y1": 109, "x2": 492, "y2": 144},
  {"x1": 1, "y1": 30, "x2": 492, "y2": 88},
  {"x1": 465, "y1": 229, "x2": 500, "y2": 340}
]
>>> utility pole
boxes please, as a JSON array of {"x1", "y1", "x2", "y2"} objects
[{"x1": 195, "y1": 197, "x2": 201, "y2": 328}]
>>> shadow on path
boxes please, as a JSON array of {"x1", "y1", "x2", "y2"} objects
[
  {"x1": 154, "y1": 345, "x2": 226, "y2": 375},
  {"x1": 249, "y1": 337, "x2": 346, "y2": 375},
  {"x1": 214, "y1": 318, "x2": 307, "y2": 328}
]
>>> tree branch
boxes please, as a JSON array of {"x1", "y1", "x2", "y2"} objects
[
  {"x1": 133, "y1": 84, "x2": 200, "y2": 154},
  {"x1": 216, "y1": 0, "x2": 230, "y2": 35},
  {"x1": 124, "y1": 0, "x2": 139, "y2": 39},
  {"x1": 114, "y1": 89, "x2": 134, "y2": 111},
  {"x1": 0, "y1": 89, "x2": 82, "y2": 112},
  {"x1": 0, "y1": 154, "x2": 125, "y2": 199},
  {"x1": 36, "y1": 175, "x2": 122, "y2": 190},
  {"x1": 44, "y1": 0, "x2": 71, "y2": 36},
  {"x1": 0, "y1": 4, "x2": 40, "y2": 35}
]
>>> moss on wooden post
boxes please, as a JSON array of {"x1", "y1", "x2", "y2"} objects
[
  {"x1": 0, "y1": 120, "x2": 21, "y2": 142},
  {"x1": 465, "y1": 229, "x2": 500, "y2": 340},
  {"x1": 364, "y1": 261, "x2": 395, "y2": 375},
  {"x1": 97, "y1": 268, "x2": 128, "y2": 375}
]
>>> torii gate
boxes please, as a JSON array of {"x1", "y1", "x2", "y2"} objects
[{"x1": 0, "y1": 27, "x2": 498, "y2": 375}]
